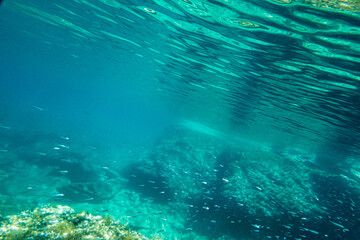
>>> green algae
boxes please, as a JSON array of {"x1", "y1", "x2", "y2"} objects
[{"x1": 0, "y1": 205, "x2": 160, "y2": 240}]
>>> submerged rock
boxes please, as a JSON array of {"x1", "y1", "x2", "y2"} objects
[
  {"x1": 0, "y1": 205, "x2": 161, "y2": 240},
  {"x1": 222, "y1": 145, "x2": 320, "y2": 216},
  {"x1": 131, "y1": 125, "x2": 323, "y2": 218}
]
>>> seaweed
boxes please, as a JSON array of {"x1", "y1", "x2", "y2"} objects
[{"x1": 0, "y1": 205, "x2": 161, "y2": 240}]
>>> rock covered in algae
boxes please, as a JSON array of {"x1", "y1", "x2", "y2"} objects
[
  {"x1": 140, "y1": 127, "x2": 226, "y2": 201},
  {"x1": 134, "y1": 126, "x2": 323, "y2": 217},
  {"x1": 273, "y1": 0, "x2": 360, "y2": 11},
  {"x1": 0, "y1": 205, "x2": 160, "y2": 240},
  {"x1": 221, "y1": 145, "x2": 320, "y2": 216}
]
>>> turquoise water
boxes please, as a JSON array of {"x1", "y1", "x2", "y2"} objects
[{"x1": 0, "y1": 0, "x2": 359, "y2": 239}]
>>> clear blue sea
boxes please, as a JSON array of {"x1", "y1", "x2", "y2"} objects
[{"x1": 0, "y1": 0, "x2": 360, "y2": 239}]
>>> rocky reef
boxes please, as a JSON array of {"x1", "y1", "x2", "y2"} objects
[
  {"x1": 0, "y1": 205, "x2": 159, "y2": 240},
  {"x1": 273, "y1": 0, "x2": 360, "y2": 11},
  {"x1": 132, "y1": 126, "x2": 322, "y2": 217},
  {"x1": 0, "y1": 125, "x2": 359, "y2": 239},
  {"x1": 125, "y1": 124, "x2": 360, "y2": 239}
]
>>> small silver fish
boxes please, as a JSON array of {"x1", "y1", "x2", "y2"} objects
[
  {"x1": 57, "y1": 144, "x2": 69, "y2": 148},
  {"x1": 60, "y1": 159, "x2": 74, "y2": 163},
  {"x1": 32, "y1": 105, "x2": 44, "y2": 111},
  {"x1": 330, "y1": 221, "x2": 345, "y2": 229},
  {"x1": 52, "y1": 193, "x2": 64, "y2": 197},
  {"x1": 252, "y1": 224, "x2": 261, "y2": 229}
]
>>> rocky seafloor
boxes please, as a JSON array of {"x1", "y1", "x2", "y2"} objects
[
  {"x1": 0, "y1": 205, "x2": 160, "y2": 240},
  {"x1": 0, "y1": 124, "x2": 360, "y2": 240},
  {"x1": 118, "y1": 125, "x2": 360, "y2": 239}
]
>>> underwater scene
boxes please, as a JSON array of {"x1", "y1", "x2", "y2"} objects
[{"x1": 0, "y1": 0, "x2": 360, "y2": 239}]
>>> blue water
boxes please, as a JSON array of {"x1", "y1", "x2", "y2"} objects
[
  {"x1": 0, "y1": 23, "x2": 172, "y2": 147},
  {"x1": 0, "y1": 0, "x2": 360, "y2": 239}
]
